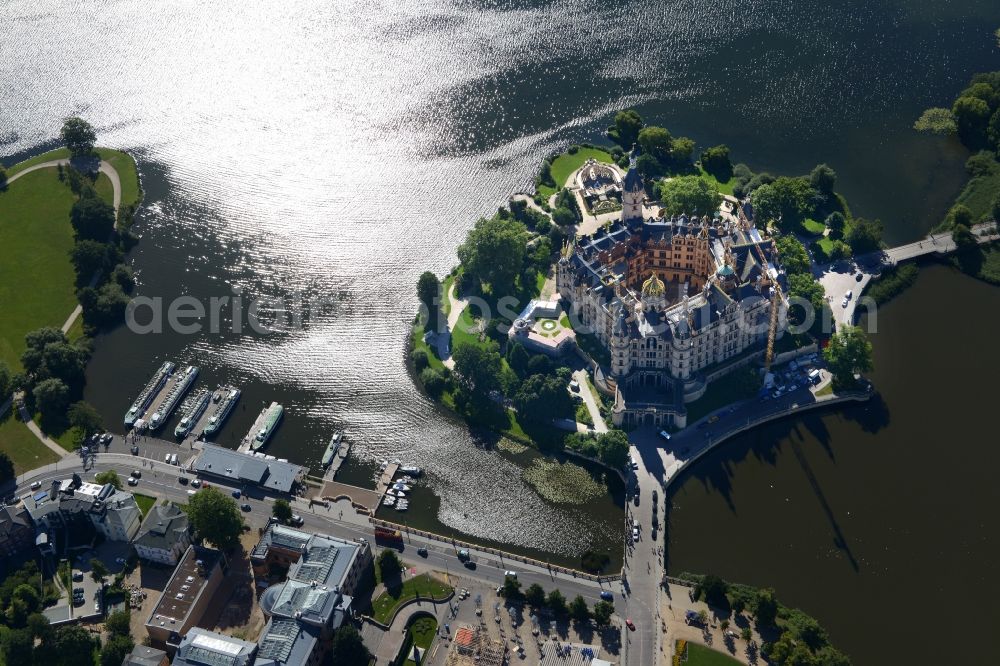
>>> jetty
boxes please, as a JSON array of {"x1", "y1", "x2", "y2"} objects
[
  {"x1": 321, "y1": 439, "x2": 352, "y2": 484},
  {"x1": 124, "y1": 361, "x2": 175, "y2": 428},
  {"x1": 320, "y1": 461, "x2": 398, "y2": 514},
  {"x1": 238, "y1": 402, "x2": 283, "y2": 453},
  {"x1": 145, "y1": 365, "x2": 198, "y2": 431}
]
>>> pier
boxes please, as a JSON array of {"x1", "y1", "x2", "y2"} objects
[
  {"x1": 319, "y1": 461, "x2": 398, "y2": 514},
  {"x1": 141, "y1": 368, "x2": 188, "y2": 429},
  {"x1": 321, "y1": 441, "x2": 352, "y2": 483}
]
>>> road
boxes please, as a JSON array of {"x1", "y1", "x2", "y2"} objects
[{"x1": 10, "y1": 452, "x2": 616, "y2": 612}]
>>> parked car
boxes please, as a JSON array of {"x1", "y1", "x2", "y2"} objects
[
  {"x1": 625, "y1": 618, "x2": 636, "y2": 631},
  {"x1": 457, "y1": 549, "x2": 470, "y2": 561},
  {"x1": 845, "y1": 290, "x2": 853, "y2": 300},
  {"x1": 72, "y1": 571, "x2": 83, "y2": 582},
  {"x1": 126, "y1": 477, "x2": 138, "y2": 486},
  {"x1": 101, "y1": 433, "x2": 113, "y2": 445},
  {"x1": 178, "y1": 476, "x2": 189, "y2": 485},
  {"x1": 131, "y1": 470, "x2": 141, "y2": 478},
  {"x1": 130, "y1": 445, "x2": 139, "y2": 455},
  {"x1": 29, "y1": 481, "x2": 41, "y2": 491},
  {"x1": 73, "y1": 587, "x2": 84, "y2": 595},
  {"x1": 241, "y1": 503, "x2": 252, "y2": 512},
  {"x1": 600, "y1": 590, "x2": 614, "y2": 601},
  {"x1": 231, "y1": 489, "x2": 241, "y2": 498},
  {"x1": 190, "y1": 479, "x2": 202, "y2": 488},
  {"x1": 841, "y1": 296, "x2": 849, "y2": 308},
  {"x1": 632, "y1": 527, "x2": 639, "y2": 541},
  {"x1": 417, "y1": 547, "x2": 428, "y2": 557},
  {"x1": 569, "y1": 380, "x2": 580, "y2": 392},
  {"x1": 290, "y1": 514, "x2": 304, "y2": 526},
  {"x1": 504, "y1": 571, "x2": 517, "y2": 579},
  {"x1": 658, "y1": 429, "x2": 671, "y2": 441}
]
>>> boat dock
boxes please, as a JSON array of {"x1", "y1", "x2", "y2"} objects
[
  {"x1": 321, "y1": 441, "x2": 352, "y2": 483},
  {"x1": 319, "y1": 461, "x2": 397, "y2": 514},
  {"x1": 144, "y1": 365, "x2": 198, "y2": 431},
  {"x1": 237, "y1": 402, "x2": 282, "y2": 453},
  {"x1": 181, "y1": 385, "x2": 239, "y2": 445}
]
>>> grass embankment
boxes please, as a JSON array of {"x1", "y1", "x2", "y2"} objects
[
  {"x1": 684, "y1": 643, "x2": 743, "y2": 665},
  {"x1": 684, "y1": 367, "x2": 761, "y2": 425},
  {"x1": 537, "y1": 147, "x2": 615, "y2": 199},
  {"x1": 401, "y1": 616, "x2": 438, "y2": 666},
  {"x1": 371, "y1": 573, "x2": 452, "y2": 625},
  {"x1": 866, "y1": 263, "x2": 919, "y2": 304},
  {"x1": 0, "y1": 412, "x2": 59, "y2": 474},
  {"x1": 696, "y1": 165, "x2": 735, "y2": 196},
  {"x1": 133, "y1": 494, "x2": 156, "y2": 518},
  {"x1": 0, "y1": 169, "x2": 80, "y2": 370}
]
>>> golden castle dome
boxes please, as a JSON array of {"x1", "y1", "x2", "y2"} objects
[{"x1": 641, "y1": 272, "x2": 665, "y2": 298}]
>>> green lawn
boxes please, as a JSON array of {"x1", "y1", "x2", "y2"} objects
[
  {"x1": 0, "y1": 414, "x2": 59, "y2": 475},
  {"x1": 450, "y1": 305, "x2": 485, "y2": 351},
  {"x1": 0, "y1": 168, "x2": 80, "y2": 370},
  {"x1": 685, "y1": 367, "x2": 761, "y2": 425},
  {"x1": 697, "y1": 165, "x2": 736, "y2": 196},
  {"x1": 814, "y1": 236, "x2": 837, "y2": 255},
  {"x1": 685, "y1": 643, "x2": 742, "y2": 666},
  {"x1": 371, "y1": 573, "x2": 452, "y2": 624},
  {"x1": 538, "y1": 147, "x2": 615, "y2": 199},
  {"x1": 800, "y1": 217, "x2": 826, "y2": 235},
  {"x1": 954, "y1": 163, "x2": 1000, "y2": 221},
  {"x1": 402, "y1": 615, "x2": 438, "y2": 666},
  {"x1": 133, "y1": 494, "x2": 156, "y2": 518},
  {"x1": 95, "y1": 148, "x2": 142, "y2": 208}
]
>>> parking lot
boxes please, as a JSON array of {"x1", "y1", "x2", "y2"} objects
[{"x1": 65, "y1": 541, "x2": 131, "y2": 620}]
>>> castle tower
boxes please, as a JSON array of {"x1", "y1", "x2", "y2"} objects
[
  {"x1": 622, "y1": 145, "x2": 644, "y2": 225},
  {"x1": 641, "y1": 272, "x2": 666, "y2": 312},
  {"x1": 609, "y1": 304, "x2": 632, "y2": 379}
]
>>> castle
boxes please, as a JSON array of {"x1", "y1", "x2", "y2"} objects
[{"x1": 556, "y1": 152, "x2": 787, "y2": 429}]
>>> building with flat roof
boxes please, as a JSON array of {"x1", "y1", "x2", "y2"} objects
[
  {"x1": 252, "y1": 525, "x2": 371, "y2": 666},
  {"x1": 172, "y1": 627, "x2": 257, "y2": 666},
  {"x1": 145, "y1": 545, "x2": 225, "y2": 646},
  {"x1": 194, "y1": 444, "x2": 304, "y2": 494},
  {"x1": 121, "y1": 645, "x2": 169, "y2": 666},
  {"x1": 133, "y1": 503, "x2": 191, "y2": 565},
  {"x1": 23, "y1": 478, "x2": 141, "y2": 543}
]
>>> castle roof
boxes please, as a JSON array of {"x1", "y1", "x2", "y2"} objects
[{"x1": 641, "y1": 273, "x2": 666, "y2": 298}]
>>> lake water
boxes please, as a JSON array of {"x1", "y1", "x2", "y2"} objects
[{"x1": 2, "y1": 1, "x2": 999, "y2": 661}]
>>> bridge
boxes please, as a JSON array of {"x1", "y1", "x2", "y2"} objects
[{"x1": 816, "y1": 222, "x2": 998, "y2": 329}]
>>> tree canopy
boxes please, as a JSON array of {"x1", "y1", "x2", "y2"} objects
[
  {"x1": 68, "y1": 401, "x2": 103, "y2": 437},
  {"x1": 751, "y1": 177, "x2": 816, "y2": 231},
  {"x1": 609, "y1": 109, "x2": 643, "y2": 147},
  {"x1": 94, "y1": 470, "x2": 122, "y2": 490},
  {"x1": 913, "y1": 107, "x2": 957, "y2": 135},
  {"x1": 656, "y1": 176, "x2": 722, "y2": 216},
  {"x1": 823, "y1": 326, "x2": 873, "y2": 389},
  {"x1": 416, "y1": 271, "x2": 440, "y2": 312},
  {"x1": 329, "y1": 624, "x2": 371, "y2": 666},
  {"x1": 186, "y1": 487, "x2": 244, "y2": 551},
  {"x1": 60, "y1": 117, "x2": 97, "y2": 159},
  {"x1": 512, "y1": 373, "x2": 572, "y2": 422},
  {"x1": 377, "y1": 549, "x2": 403, "y2": 582},
  {"x1": 774, "y1": 234, "x2": 811, "y2": 275},
  {"x1": 33, "y1": 378, "x2": 70, "y2": 427},
  {"x1": 845, "y1": 217, "x2": 883, "y2": 255},
  {"x1": 452, "y1": 340, "x2": 504, "y2": 400},
  {"x1": 700, "y1": 144, "x2": 732, "y2": 180},
  {"x1": 809, "y1": 163, "x2": 837, "y2": 195},
  {"x1": 456, "y1": 215, "x2": 526, "y2": 296},
  {"x1": 637, "y1": 126, "x2": 672, "y2": 161},
  {"x1": 70, "y1": 196, "x2": 115, "y2": 241},
  {"x1": 272, "y1": 498, "x2": 292, "y2": 523}
]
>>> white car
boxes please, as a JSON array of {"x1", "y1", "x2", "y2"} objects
[
  {"x1": 126, "y1": 477, "x2": 138, "y2": 486},
  {"x1": 845, "y1": 290, "x2": 853, "y2": 300},
  {"x1": 568, "y1": 380, "x2": 580, "y2": 392},
  {"x1": 632, "y1": 527, "x2": 640, "y2": 541},
  {"x1": 659, "y1": 430, "x2": 671, "y2": 441},
  {"x1": 841, "y1": 297, "x2": 849, "y2": 308},
  {"x1": 29, "y1": 481, "x2": 41, "y2": 491},
  {"x1": 504, "y1": 570, "x2": 517, "y2": 579},
  {"x1": 190, "y1": 479, "x2": 202, "y2": 488}
]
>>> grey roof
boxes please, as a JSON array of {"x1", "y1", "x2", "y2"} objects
[
  {"x1": 195, "y1": 444, "x2": 303, "y2": 493},
  {"x1": 134, "y1": 503, "x2": 189, "y2": 552},
  {"x1": 122, "y1": 645, "x2": 168, "y2": 666},
  {"x1": 173, "y1": 627, "x2": 256, "y2": 666}
]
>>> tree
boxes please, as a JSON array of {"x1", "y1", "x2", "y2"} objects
[
  {"x1": 809, "y1": 164, "x2": 837, "y2": 195},
  {"x1": 502, "y1": 576, "x2": 522, "y2": 601},
  {"x1": 0, "y1": 629, "x2": 33, "y2": 664},
  {"x1": 913, "y1": 107, "x2": 957, "y2": 135},
  {"x1": 70, "y1": 197, "x2": 115, "y2": 241},
  {"x1": 68, "y1": 401, "x2": 103, "y2": 437},
  {"x1": 595, "y1": 430, "x2": 630, "y2": 468},
  {"x1": 419, "y1": 368, "x2": 447, "y2": 397},
  {"x1": 0, "y1": 452, "x2": 14, "y2": 484},
  {"x1": 845, "y1": 217, "x2": 883, "y2": 254},
  {"x1": 751, "y1": 177, "x2": 816, "y2": 231},
  {"x1": 741, "y1": 626, "x2": 753, "y2": 641},
  {"x1": 753, "y1": 588, "x2": 778, "y2": 628},
  {"x1": 377, "y1": 549, "x2": 402, "y2": 582},
  {"x1": 546, "y1": 589, "x2": 567, "y2": 616},
  {"x1": 452, "y1": 340, "x2": 504, "y2": 399},
  {"x1": 90, "y1": 558, "x2": 109, "y2": 584},
  {"x1": 825, "y1": 212, "x2": 846, "y2": 239},
  {"x1": 33, "y1": 378, "x2": 70, "y2": 426},
  {"x1": 186, "y1": 487, "x2": 244, "y2": 551},
  {"x1": 823, "y1": 326, "x2": 873, "y2": 389},
  {"x1": 568, "y1": 595, "x2": 590, "y2": 623},
  {"x1": 416, "y1": 271, "x2": 440, "y2": 315},
  {"x1": 99, "y1": 635, "x2": 134, "y2": 666},
  {"x1": 609, "y1": 109, "x2": 643, "y2": 147},
  {"x1": 698, "y1": 574, "x2": 729, "y2": 608},
  {"x1": 507, "y1": 343, "x2": 530, "y2": 377},
  {"x1": 411, "y1": 348, "x2": 429, "y2": 372},
  {"x1": 0, "y1": 360, "x2": 11, "y2": 399},
  {"x1": 774, "y1": 234, "x2": 811, "y2": 275},
  {"x1": 656, "y1": 176, "x2": 722, "y2": 216},
  {"x1": 551, "y1": 206, "x2": 576, "y2": 227},
  {"x1": 49, "y1": 624, "x2": 99, "y2": 666},
  {"x1": 94, "y1": 470, "x2": 122, "y2": 490},
  {"x1": 524, "y1": 583, "x2": 545, "y2": 608},
  {"x1": 104, "y1": 609, "x2": 130, "y2": 636},
  {"x1": 512, "y1": 373, "x2": 573, "y2": 422},
  {"x1": 329, "y1": 624, "x2": 371, "y2": 666},
  {"x1": 82, "y1": 281, "x2": 130, "y2": 329},
  {"x1": 952, "y1": 223, "x2": 977, "y2": 249},
  {"x1": 60, "y1": 117, "x2": 97, "y2": 159},
  {"x1": 700, "y1": 145, "x2": 732, "y2": 180},
  {"x1": 637, "y1": 126, "x2": 672, "y2": 161},
  {"x1": 70, "y1": 240, "x2": 112, "y2": 284},
  {"x1": 272, "y1": 498, "x2": 292, "y2": 523},
  {"x1": 952, "y1": 95, "x2": 991, "y2": 149},
  {"x1": 947, "y1": 204, "x2": 974, "y2": 229},
  {"x1": 670, "y1": 137, "x2": 695, "y2": 163},
  {"x1": 456, "y1": 215, "x2": 526, "y2": 295},
  {"x1": 592, "y1": 600, "x2": 614, "y2": 626},
  {"x1": 635, "y1": 153, "x2": 663, "y2": 178},
  {"x1": 788, "y1": 274, "x2": 825, "y2": 335}
]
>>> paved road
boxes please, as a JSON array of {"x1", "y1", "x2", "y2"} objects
[{"x1": 9, "y1": 453, "x2": 616, "y2": 610}]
